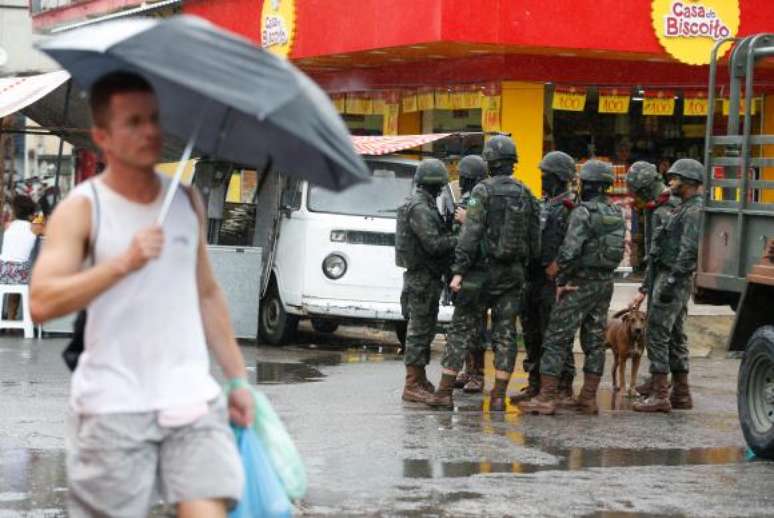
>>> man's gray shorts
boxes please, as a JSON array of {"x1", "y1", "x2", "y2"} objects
[{"x1": 66, "y1": 397, "x2": 243, "y2": 517}]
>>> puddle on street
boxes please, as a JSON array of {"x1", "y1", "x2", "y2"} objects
[
  {"x1": 255, "y1": 361, "x2": 326, "y2": 383},
  {"x1": 402, "y1": 445, "x2": 746, "y2": 478}
]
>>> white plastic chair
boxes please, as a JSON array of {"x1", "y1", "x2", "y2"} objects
[{"x1": 0, "y1": 284, "x2": 34, "y2": 338}]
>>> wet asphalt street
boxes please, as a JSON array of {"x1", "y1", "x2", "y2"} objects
[{"x1": 0, "y1": 323, "x2": 773, "y2": 517}]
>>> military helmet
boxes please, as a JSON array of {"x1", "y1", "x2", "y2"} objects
[
  {"x1": 667, "y1": 158, "x2": 704, "y2": 184},
  {"x1": 626, "y1": 161, "x2": 660, "y2": 192},
  {"x1": 482, "y1": 135, "x2": 518, "y2": 163},
  {"x1": 414, "y1": 158, "x2": 449, "y2": 186},
  {"x1": 539, "y1": 151, "x2": 576, "y2": 181},
  {"x1": 458, "y1": 155, "x2": 487, "y2": 180},
  {"x1": 579, "y1": 159, "x2": 614, "y2": 185}
]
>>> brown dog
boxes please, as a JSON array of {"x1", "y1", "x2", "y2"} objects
[{"x1": 605, "y1": 308, "x2": 646, "y2": 397}]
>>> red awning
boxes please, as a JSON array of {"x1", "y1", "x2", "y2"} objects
[
  {"x1": 0, "y1": 71, "x2": 70, "y2": 119},
  {"x1": 351, "y1": 133, "x2": 452, "y2": 156}
]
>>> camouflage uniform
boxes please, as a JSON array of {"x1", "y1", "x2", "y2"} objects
[
  {"x1": 540, "y1": 195, "x2": 625, "y2": 378},
  {"x1": 442, "y1": 175, "x2": 540, "y2": 374},
  {"x1": 520, "y1": 191, "x2": 578, "y2": 391},
  {"x1": 397, "y1": 189, "x2": 457, "y2": 367},
  {"x1": 646, "y1": 193, "x2": 704, "y2": 374}
]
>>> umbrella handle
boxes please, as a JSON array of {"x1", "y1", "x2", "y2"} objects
[{"x1": 157, "y1": 120, "x2": 203, "y2": 225}]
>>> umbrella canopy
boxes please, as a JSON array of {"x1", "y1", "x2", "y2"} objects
[{"x1": 36, "y1": 15, "x2": 368, "y2": 192}]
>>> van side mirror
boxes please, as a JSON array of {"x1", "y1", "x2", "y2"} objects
[{"x1": 280, "y1": 190, "x2": 301, "y2": 213}]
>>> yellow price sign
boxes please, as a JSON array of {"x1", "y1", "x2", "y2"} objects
[
  {"x1": 552, "y1": 89, "x2": 587, "y2": 112},
  {"x1": 261, "y1": 0, "x2": 297, "y2": 58}
]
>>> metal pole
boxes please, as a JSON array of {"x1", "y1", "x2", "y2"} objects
[{"x1": 52, "y1": 80, "x2": 72, "y2": 204}]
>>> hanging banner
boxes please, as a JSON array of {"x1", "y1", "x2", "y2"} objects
[
  {"x1": 643, "y1": 90, "x2": 676, "y2": 116},
  {"x1": 417, "y1": 88, "x2": 435, "y2": 111},
  {"x1": 450, "y1": 86, "x2": 466, "y2": 111},
  {"x1": 651, "y1": 0, "x2": 740, "y2": 66},
  {"x1": 481, "y1": 95, "x2": 501, "y2": 132},
  {"x1": 598, "y1": 88, "x2": 631, "y2": 114},
  {"x1": 721, "y1": 97, "x2": 762, "y2": 116},
  {"x1": 372, "y1": 94, "x2": 386, "y2": 115},
  {"x1": 260, "y1": 0, "x2": 297, "y2": 58},
  {"x1": 435, "y1": 88, "x2": 452, "y2": 110},
  {"x1": 463, "y1": 85, "x2": 482, "y2": 110},
  {"x1": 683, "y1": 91, "x2": 709, "y2": 116},
  {"x1": 383, "y1": 103, "x2": 400, "y2": 136},
  {"x1": 402, "y1": 91, "x2": 418, "y2": 113},
  {"x1": 346, "y1": 93, "x2": 373, "y2": 115},
  {"x1": 552, "y1": 87, "x2": 587, "y2": 112},
  {"x1": 330, "y1": 93, "x2": 346, "y2": 114}
]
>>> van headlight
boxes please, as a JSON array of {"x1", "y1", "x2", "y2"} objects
[{"x1": 322, "y1": 254, "x2": 347, "y2": 279}]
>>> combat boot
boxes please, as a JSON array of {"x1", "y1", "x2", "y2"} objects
[
  {"x1": 463, "y1": 350, "x2": 485, "y2": 393},
  {"x1": 635, "y1": 376, "x2": 654, "y2": 397},
  {"x1": 426, "y1": 373, "x2": 456, "y2": 410},
  {"x1": 633, "y1": 373, "x2": 672, "y2": 413},
  {"x1": 418, "y1": 367, "x2": 435, "y2": 394},
  {"x1": 572, "y1": 373, "x2": 601, "y2": 415},
  {"x1": 517, "y1": 375, "x2": 559, "y2": 415},
  {"x1": 555, "y1": 376, "x2": 576, "y2": 409},
  {"x1": 453, "y1": 353, "x2": 474, "y2": 389},
  {"x1": 669, "y1": 372, "x2": 693, "y2": 410},
  {"x1": 489, "y1": 378, "x2": 509, "y2": 412},
  {"x1": 402, "y1": 366, "x2": 434, "y2": 404}
]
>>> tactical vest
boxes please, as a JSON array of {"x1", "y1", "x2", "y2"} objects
[
  {"x1": 653, "y1": 196, "x2": 701, "y2": 267},
  {"x1": 541, "y1": 193, "x2": 574, "y2": 266},
  {"x1": 482, "y1": 177, "x2": 530, "y2": 262},
  {"x1": 578, "y1": 200, "x2": 626, "y2": 271}
]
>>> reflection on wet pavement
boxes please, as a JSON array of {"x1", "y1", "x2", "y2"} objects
[
  {"x1": 402, "y1": 446, "x2": 746, "y2": 478},
  {"x1": 255, "y1": 361, "x2": 326, "y2": 384}
]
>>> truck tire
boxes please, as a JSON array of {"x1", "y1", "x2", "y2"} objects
[
  {"x1": 737, "y1": 325, "x2": 774, "y2": 460},
  {"x1": 258, "y1": 283, "x2": 299, "y2": 346},
  {"x1": 395, "y1": 321, "x2": 407, "y2": 353},
  {"x1": 311, "y1": 319, "x2": 339, "y2": 334}
]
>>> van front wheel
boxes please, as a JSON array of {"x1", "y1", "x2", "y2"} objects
[
  {"x1": 738, "y1": 325, "x2": 774, "y2": 460},
  {"x1": 259, "y1": 284, "x2": 299, "y2": 345}
]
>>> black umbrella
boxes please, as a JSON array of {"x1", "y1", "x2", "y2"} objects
[{"x1": 37, "y1": 15, "x2": 368, "y2": 220}]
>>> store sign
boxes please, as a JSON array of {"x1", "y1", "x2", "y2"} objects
[
  {"x1": 261, "y1": 0, "x2": 297, "y2": 58},
  {"x1": 402, "y1": 92, "x2": 418, "y2": 113},
  {"x1": 435, "y1": 89, "x2": 452, "y2": 110},
  {"x1": 417, "y1": 90, "x2": 435, "y2": 111},
  {"x1": 346, "y1": 94, "x2": 373, "y2": 115},
  {"x1": 552, "y1": 88, "x2": 587, "y2": 112},
  {"x1": 721, "y1": 97, "x2": 762, "y2": 116},
  {"x1": 652, "y1": 0, "x2": 740, "y2": 65},
  {"x1": 683, "y1": 91, "x2": 709, "y2": 116},
  {"x1": 643, "y1": 91, "x2": 676, "y2": 116},
  {"x1": 598, "y1": 89, "x2": 631, "y2": 114},
  {"x1": 331, "y1": 93, "x2": 346, "y2": 114}
]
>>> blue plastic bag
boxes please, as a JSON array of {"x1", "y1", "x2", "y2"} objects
[
  {"x1": 229, "y1": 426, "x2": 293, "y2": 518},
  {"x1": 251, "y1": 391, "x2": 308, "y2": 500}
]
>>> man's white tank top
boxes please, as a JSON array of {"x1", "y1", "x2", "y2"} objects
[{"x1": 68, "y1": 174, "x2": 220, "y2": 414}]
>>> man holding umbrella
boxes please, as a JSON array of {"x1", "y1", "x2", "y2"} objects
[{"x1": 30, "y1": 72, "x2": 252, "y2": 517}]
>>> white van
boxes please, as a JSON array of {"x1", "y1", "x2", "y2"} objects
[{"x1": 256, "y1": 156, "x2": 455, "y2": 345}]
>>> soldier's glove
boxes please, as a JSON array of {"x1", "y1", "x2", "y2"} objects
[{"x1": 658, "y1": 276, "x2": 678, "y2": 304}]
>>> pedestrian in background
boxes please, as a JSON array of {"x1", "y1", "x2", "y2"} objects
[
  {"x1": 520, "y1": 160, "x2": 625, "y2": 416},
  {"x1": 395, "y1": 158, "x2": 457, "y2": 404},
  {"x1": 30, "y1": 72, "x2": 254, "y2": 517}
]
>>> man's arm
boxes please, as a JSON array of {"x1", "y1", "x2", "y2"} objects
[
  {"x1": 30, "y1": 195, "x2": 160, "y2": 322},
  {"x1": 671, "y1": 206, "x2": 701, "y2": 278},
  {"x1": 555, "y1": 207, "x2": 590, "y2": 286},
  {"x1": 409, "y1": 204, "x2": 456, "y2": 257},
  {"x1": 451, "y1": 184, "x2": 487, "y2": 276},
  {"x1": 190, "y1": 188, "x2": 253, "y2": 427}
]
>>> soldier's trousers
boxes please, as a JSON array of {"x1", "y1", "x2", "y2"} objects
[
  {"x1": 521, "y1": 278, "x2": 576, "y2": 385},
  {"x1": 646, "y1": 270, "x2": 691, "y2": 374},
  {"x1": 403, "y1": 270, "x2": 443, "y2": 367},
  {"x1": 443, "y1": 287, "x2": 521, "y2": 373},
  {"x1": 540, "y1": 279, "x2": 614, "y2": 378}
]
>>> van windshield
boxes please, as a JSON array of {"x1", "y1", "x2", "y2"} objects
[{"x1": 307, "y1": 160, "x2": 415, "y2": 218}]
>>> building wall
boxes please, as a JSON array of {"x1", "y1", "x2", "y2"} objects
[{"x1": 0, "y1": 1, "x2": 55, "y2": 75}]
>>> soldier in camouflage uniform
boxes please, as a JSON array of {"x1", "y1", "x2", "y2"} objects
[
  {"x1": 395, "y1": 159, "x2": 458, "y2": 404},
  {"x1": 452, "y1": 155, "x2": 488, "y2": 394},
  {"x1": 625, "y1": 161, "x2": 681, "y2": 397},
  {"x1": 427, "y1": 135, "x2": 540, "y2": 411},
  {"x1": 512, "y1": 151, "x2": 579, "y2": 406},
  {"x1": 519, "y1": 160, "x2": 625, "y2": 416},
  {"x1": 633, "y1": 159, "x2": 705, "y2": 413}
]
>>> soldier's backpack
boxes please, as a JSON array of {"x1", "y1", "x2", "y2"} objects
[
  {"x1": 483, "y1": 180, "x2": 529, "y2": 262},
  {"x1": 579, "y1": 200, "x2": 626, "y2": 271},
  {"x1": 394, "y1": 198, "x2": 416, "y2": 268}
]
